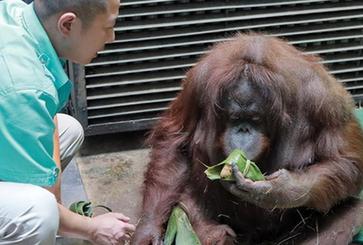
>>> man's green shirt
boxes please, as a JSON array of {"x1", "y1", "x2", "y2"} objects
[{"x1": 0, "y1": 0, "x2": 72, "y2": 186}]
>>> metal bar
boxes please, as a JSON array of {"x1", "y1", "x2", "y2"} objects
[
  {"x1": 115, "y1": 5, "x2": 363, "y2": 31},
  {"x1": 87, "y1": 87, "x2": 182, "y2": 100},
  {"x1": 321, "y1": 56, "x2": 363, "y2": 65},
  {"x1": 88, "y1": 98, "x2": 175, "y2": 110},
  {"x1": 88, "y1": 34, "x2": 363, "y2": 67},
  {"x1": 86, "y1": 75, "x2": 185, "y2": 88},
  {"x1": 87, "y1": 50, "x2": 206, "y2": 67},
  {"x1": 101, "y1": 24, "x2": 363, "y2": 53},
  {"x1": 306, "y1": 45, "x2": 363, "y2": 55},
  {"x1": 345, "y1": 84, "x2": 363, "y2": 90},
  {"x1": 88, "y1": 107, "x2": 168, "y2": 120},
  {"x1": 330, "y1": 67, "x2": 363, "y2": 75},
  {"x1": 341, "y1": 77, "x2": 363, "y2": 83},
  {"x1": 85, "y1": 63, "x2": 193, "y2": 78},
  {"x1": 119, "y1": 0, "x2": 332, "y2": 18},
  {"x1": 86, "y1": 118, "x2": 159, "y2": 135},
  {"x1": 113, "y1": 14, "x2": 363, "y2": 43}
]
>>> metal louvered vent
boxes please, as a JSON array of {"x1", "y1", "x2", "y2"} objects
[{"x1": 70, "y1": 0, "x2": 363, "y2": 136}]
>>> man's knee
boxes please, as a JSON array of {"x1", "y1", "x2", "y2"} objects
[
  {"x1": 66, "y1": 117, "x2": 84, "y2": 147},
  {"x1": 58, "y1": 113, "x2": 84, "y2": 147},
  {"x1": 29, "y1": 186, "x2": 59, "y2": 239},
  {"x1": 57, "y1": 114, "x2": 84, "y2": 169},
  {"x1": 0, "y1": 184, "x2": 59, "y2": 244}
]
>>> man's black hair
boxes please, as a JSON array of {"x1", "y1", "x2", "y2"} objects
[{"x1": 35, "y1": 0, "x2": 110, "y2": 28}]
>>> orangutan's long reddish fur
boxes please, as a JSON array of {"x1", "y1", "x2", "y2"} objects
[{"x1": 132, "y1": 33, "x2": 363, "y2": 245}]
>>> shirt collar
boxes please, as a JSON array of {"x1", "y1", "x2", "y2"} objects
[{"x1": 22, "y1": 2, "x2": 69, "y2": 90}]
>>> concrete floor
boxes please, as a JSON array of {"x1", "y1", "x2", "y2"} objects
[
  {"x1": 58, "y1": 131, "x2": 149, "y2": 244},
  {"x1": 76, "y1": 148, "x2": 149, "y2": 224},
  {"x1": 61, "y1": 159, "x2": 88, "y2": 209},
  {"x1": 57, "y1": 160, "x2": 89, "y2": 245}
]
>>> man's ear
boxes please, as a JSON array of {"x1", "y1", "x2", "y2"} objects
[{"x1": 57, "y1": 12, "x2": 78, "y2": 36}]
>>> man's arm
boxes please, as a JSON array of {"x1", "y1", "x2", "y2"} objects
[
  {"x1": 0, "y1": 90, "x2": 135, "y2": 244},
  {"x1": 51, "y1": 117, "x2": 136, "y2": 244},
  {"x1": 58, "y1": 203, "x2": 135, "y2": 244}
]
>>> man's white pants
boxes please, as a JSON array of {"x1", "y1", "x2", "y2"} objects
[{"x1": 0, "y1": 114, "x2": 84, "y2": 245}]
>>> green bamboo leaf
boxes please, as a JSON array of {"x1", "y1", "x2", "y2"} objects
[
  {"x1": 352, "y1": 229, "x2": 363, "y2": 244},
  {"x1": 354, "y1": 188, "x2": 363, "y2": 243},
  {"x1": 354, "y1": 108, "x2": 363, "y2": 129},
  {"x1": 69, "y1": 201, "x2": 94, "y2": 217},
  {"x1": 164, "y1": 207, "x2": 178, "y2": 245},
  {"x1": 175, "y1": 208, "x2": 201, "y2": 245},
  {"x1": 82, "y1": 202, "x2": 93, "y2": 217},
  {"x1": 204, "y1": 161, "x2": 226, "y2": 180},
  {"x1": 69, "y1": 201, "x2": 113, "y2": 218},
  {"x1": 164, "y1": 206, "x2": 201, "y2": 245},
  {"x1": 204, "y1": 149, "x2": 265, "y2": 181}
]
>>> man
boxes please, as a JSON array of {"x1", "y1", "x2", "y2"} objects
[{"x1": 0, "y1": 0, "x2": 135, "y2": 244}]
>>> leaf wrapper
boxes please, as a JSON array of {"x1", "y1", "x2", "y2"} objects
[
  {"x1": 204, "y1": 149, "x2": 264, "y2": 181},
  {"x1": 69, "y1": 201, "x2": 113, "y2": 217},
  {"x1": 69, "y1": 201, "x2": 94, "y2": 217},
  {"x1": 164, "y1": 206, "x2": 201, "y2": 245}
]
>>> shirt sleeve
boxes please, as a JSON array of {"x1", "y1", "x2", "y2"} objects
[{"x1": 0, "y1": 89, "x2": 60, "y2": 186}]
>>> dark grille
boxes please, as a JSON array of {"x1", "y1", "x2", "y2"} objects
[{"x1": 70, "y1": 0, "x2": 363, "y2": 135}]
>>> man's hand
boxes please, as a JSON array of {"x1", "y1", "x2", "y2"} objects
[
  {"x1": 88, "y1": 212, "x2": 136, "y2": 245},
  {"x1": 58, "y1": 204, "x2": 135, "y2": 245}
]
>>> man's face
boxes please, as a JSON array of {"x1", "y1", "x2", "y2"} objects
[{"x1": 68, "y1": 0, "x2": 119, "y2": 64}]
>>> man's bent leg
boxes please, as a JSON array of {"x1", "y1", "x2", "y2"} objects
[
  {"x1": 0, "y1": 182, "x2": 59, "y2": 245},
  {"x1": 57, "y1": 113, "x2": 84, "y2": 170}
]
